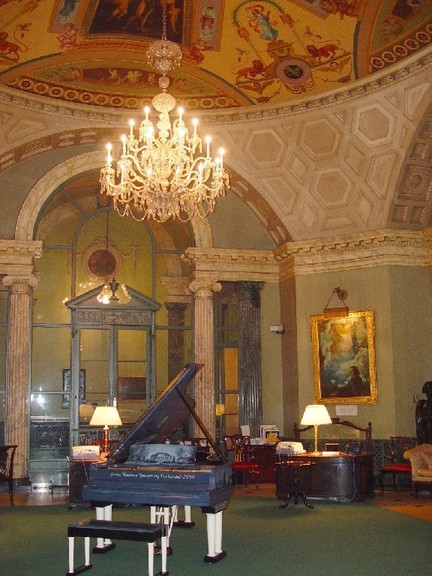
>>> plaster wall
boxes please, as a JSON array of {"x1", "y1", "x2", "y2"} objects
[
  {"x1": 388, "y1": 266, "x2": 432, "y2": 435},
  {"x1": 290, "y1": 264, "x2": 432, "y2": 439}
]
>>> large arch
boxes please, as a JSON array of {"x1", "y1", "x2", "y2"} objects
[{"x1": 15, "y1": 151, "x2": 213, "y2": 248}]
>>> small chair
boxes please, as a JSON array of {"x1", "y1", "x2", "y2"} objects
[
  {"x1": 378, "y1": 436, "x2": 416, "y2": 495},
  {"x1": 223, "y1": 434, "x2": 260, "y2": 487},
  {"x1": 0, "y1": 445, "x2": 17, "y2": 506}
]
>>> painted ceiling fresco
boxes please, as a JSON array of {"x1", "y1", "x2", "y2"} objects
[{"x1": 0, "y1": 0, "x2": 430, "y2": 110}]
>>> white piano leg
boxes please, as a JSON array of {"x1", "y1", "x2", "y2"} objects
[
  {"x1": 184, "y1": 505, "x2": 192, "y2": 524},
  {"x1": 215, "y1": 510, "x2": 223, "y2": 556},
  {"x1": 171, "y1": 504, "x2": 195, "y2": 527},
  {"x1": 93, "y1": 505, "x2": 115, "y2": 553},
  {"x1": 204, "y1": 510, "x2": 226, "y2": 563}
]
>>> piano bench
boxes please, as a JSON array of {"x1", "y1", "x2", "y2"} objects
[{"x1": 67, "y1": 520, "x2": 169, "y2": 576}]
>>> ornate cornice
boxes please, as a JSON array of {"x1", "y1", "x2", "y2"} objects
[
  {"x1": 183, "y1": 248, "x2": 279, "y2": 283},
  {"x1": 275, "y1": 228, "x2": 432, "y2": 280},
  {"x1": 0, "y1": 240, "x2": 43, "y2": 276}
]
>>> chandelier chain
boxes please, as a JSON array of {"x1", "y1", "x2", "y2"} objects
[{"x1": 99, "y1": 0, "x2": 229, "y2": 222}]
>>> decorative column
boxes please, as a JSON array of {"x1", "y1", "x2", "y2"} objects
[
  {"x1": 237, "y1": 282, "x2": 263, "y2": 438},
  {"x1": 3, "y1": 274, "x2": 39, "y2": 483},
  {"x1": 165, "y1": 302, "x2": 188, "y2": 382},
  {"x1": 189, "y1": 279, "x2": 221, "y2": 439}
]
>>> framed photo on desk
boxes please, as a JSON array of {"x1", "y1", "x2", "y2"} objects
[{"x1": 310, "y1": 309, "x2": 377, "y2": 405}]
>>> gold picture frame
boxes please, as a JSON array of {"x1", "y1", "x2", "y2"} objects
[{"x1": 310, "y1": 309, "x2": 377, "y2": 405}]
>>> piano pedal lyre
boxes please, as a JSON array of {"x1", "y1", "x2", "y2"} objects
[{"x1": 172, "y1": 505, "x2": 195, "y2": 528}]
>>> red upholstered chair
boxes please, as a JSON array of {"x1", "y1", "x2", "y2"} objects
[
  {"x1": 223, "y1": 434, "x2": 260, "y2": 487},
  {"x1": 0, "y1": 445, "x2": 17, "y2": 506},
  {"x1": 378, "y1": 436, "x2": 416, "y2": 495}
]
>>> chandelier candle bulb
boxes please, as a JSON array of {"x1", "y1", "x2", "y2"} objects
[
  {"x1": 106, "y1": 143, "x2": 112, "y2": 166},
  {"x1": 99, "y1": 0, "x2": 229, "y2": 222}
]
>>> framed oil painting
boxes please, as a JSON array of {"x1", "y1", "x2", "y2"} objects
[{"x1": 310, "y1": 309, "x2": 377, "y2": 405}]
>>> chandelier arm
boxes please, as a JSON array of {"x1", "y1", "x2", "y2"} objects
[{"x1": 99, "y1": 0, "x2": 229, "y2": 222}]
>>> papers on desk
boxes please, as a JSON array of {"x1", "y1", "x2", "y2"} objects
[{"x1": 276, "y1": 441, "x2": 306, "y2": 455}]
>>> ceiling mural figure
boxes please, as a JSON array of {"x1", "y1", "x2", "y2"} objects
[{"x1": 0, "y1": 1, "x2": 429, "y2": 108}]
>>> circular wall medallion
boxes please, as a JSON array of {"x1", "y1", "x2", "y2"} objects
[
  {"x1": 275, "y1": 58, "x2": 312, "y2": 86},
  {"x1": 87, "y1": 249, "x2": 117, "y2": 278}
]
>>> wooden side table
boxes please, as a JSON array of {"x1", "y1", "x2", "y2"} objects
[{"x1": 276, "y1": 460, "x2": 315, "y2": 509}]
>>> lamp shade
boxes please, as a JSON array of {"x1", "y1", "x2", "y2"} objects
[
  {"x1": 301, "y1": 404, "x2": 332, "y2": 426},
  {"x1": 90, "y1": 406, "x2": 122, "y2": 427}
]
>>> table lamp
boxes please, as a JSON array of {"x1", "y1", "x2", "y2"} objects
[
  {"x1": 301, "y1": 404, "x2": 332, "y2": 454},
  {"x1": 89, "y1": 406, "x2": 122, "y2": 454}
]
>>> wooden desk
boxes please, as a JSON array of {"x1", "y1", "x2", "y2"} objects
[
  {"x1": 249, "y1": 444, "x2": 277, "y2": 483},
  {"x1": 276, "y1": 452, "x2": 373, "y2": 502}
]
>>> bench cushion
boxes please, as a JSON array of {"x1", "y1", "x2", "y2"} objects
[{"x1": 68, "y1": 520, "x2": 165, "y2": 542}]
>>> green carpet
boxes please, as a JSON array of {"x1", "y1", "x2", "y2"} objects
[{"x1": 0, "y1": 498, "x2": 430, "y2": 575}]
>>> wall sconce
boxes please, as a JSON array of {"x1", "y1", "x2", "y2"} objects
[
  {"x1": 270, "y1": 324, "x2": 284, "y2": 334},
  {"x1": 90, "y1": 405, "x2": 122, "y2": 454},
  {"x1": 323, "y1": 287, "x2": 349, "y2": 317},
  {"x1": 301, "y1": 404, "x2": 332, "y2": 454}
]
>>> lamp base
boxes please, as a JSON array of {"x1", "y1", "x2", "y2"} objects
[{"x1": 102, "y1": 426, "x2": 109, "y2": 454}]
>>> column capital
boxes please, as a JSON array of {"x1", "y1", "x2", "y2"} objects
[
  {"x1": 189, "y1": 278, "x2": 222, "y2": 297},
  {"x1": 165, "y1": 301, "x2": 188, "y2": 314},
  {"x1": 0, "y1": 239, "x2": 43, "y2": 276},
  {"x1": 3, "y1": 274, "x2": 39, "y2": 292}
]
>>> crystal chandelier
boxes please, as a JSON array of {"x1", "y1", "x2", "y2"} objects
[{"x1": 100, "y1": 0, "x2": 229, "y2": 223}]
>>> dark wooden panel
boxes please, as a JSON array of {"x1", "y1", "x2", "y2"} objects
[{"x1": 249, "y1": 444, "x2": 276, "y2": 483}]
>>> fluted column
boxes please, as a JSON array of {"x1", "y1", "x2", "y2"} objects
[
  {"x1": 237, "y1": 282, "x2": 263, "y2": 438},
  {"x1": 3, "y1": 274, "x2": 38, "y2": 483},
  {"x1": 165, "y1": 302, "x2": 188, "y2": 382},
  {"x1": 189, "y1": 279, "x2": 221, "y2": 438}
]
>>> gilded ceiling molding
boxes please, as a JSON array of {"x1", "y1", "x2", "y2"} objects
[
  {"x1": 183, "y1": 248, "x2": 279, "y2": 283},
  {"x1": 0, "y1": 240, "x2": 43, "y2": 277},
  {"x1": 0, "y1": 50, "x2": 430, "y2": 126},
  {"x1": 275, "y1": 228, "x2": 432, "y2": 280},
  {"x1": 203, "y1": 50, "x2": 432, "y2": 125}
]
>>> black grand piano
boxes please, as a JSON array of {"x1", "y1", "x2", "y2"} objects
[{"x1": 82, "y1": 363, "x2": 232, "y2": 563}]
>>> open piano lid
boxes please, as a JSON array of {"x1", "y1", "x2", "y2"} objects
[{"x1": 108, "y1": 363, "x2": 223, "y2": 463}]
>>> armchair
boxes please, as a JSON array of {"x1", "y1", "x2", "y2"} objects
[
  {"x1": 0, "y1": 445, "x2": 17, "y2": 506},
  {"x1": 403, "y1": 443, "x2": 432, "y2": 497}
]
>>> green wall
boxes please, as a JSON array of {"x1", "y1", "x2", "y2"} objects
[{"x1": 280, "y1": 264, "x2": 432, "y2": 439}]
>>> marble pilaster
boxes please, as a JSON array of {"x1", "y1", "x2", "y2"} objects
[
  {"x1": 236, "y1": 282, "x2": 263, "y2": 437},
  {"x1": 2, "y1": 274, "x2": 38, "y2": 483},
  {"x1": 165, "y1": 302, "x2": 188, "y2": 382},
  {"x1": 189, "y1": 279, "x2": 221, "y2": 439}
]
